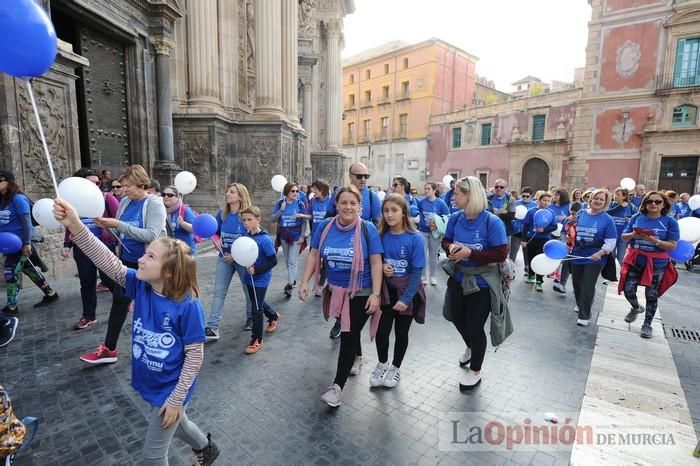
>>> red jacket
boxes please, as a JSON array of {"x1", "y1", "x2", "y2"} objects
[{"x1": 617, "y1": 247, "x2": 677, "y2": 297}]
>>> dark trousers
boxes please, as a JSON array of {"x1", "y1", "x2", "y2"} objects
[
  {"x1": 104, "y1": 259, "x2": 138, "y2": 351},
  {"x1": 570, "y1": 263, "x2": 604, "y2": 321},
  {"x1": 73, "y1": 245, "x2": 115, "y2": 320},
  {"x1": 334, "y1": 296, "x2": 370, "y2": 389},
  {"x1": 375, "y1": 306, "x2": 413, "y2": 368},
  {"x1": 246, "y1": 284, "x2": 277, "y2": 340},
  {"x1": 559, "y1": 261, "x2": 570, "y2": 286},
  {"x1": 623, "y1": 261, "x2": 666, "y2": 326},
  {"x1": 526, "y1": 238, "x2": 548, "y2": 283},
  {"x1": 446, "y1": 279, "x2": 491, "y2": 372}
]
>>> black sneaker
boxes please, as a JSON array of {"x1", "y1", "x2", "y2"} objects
[
  {"x1": 640, "y1": 324, "x2": 653, "y2": 339},
  {"x1": 205, "y1": 327, "x2": 219, "y2": 342},
  {"x1": 329, "y1": 319, "x2": 341, "y2": 339},
  {"x1": 283, "y1": 284, "x2": 293, "y2": 297},
  {"x1": 33, "y1": 292, "x2": 59, "y2": 308},
  {"x1": 2, "y1": 306, "x2": 18, "y2": 316},
  {"x1": 193, "y1": 432, "x2": 220, "y2": 466},
  {"x1": 0, "y1": 317, "x2": 19, "y2": 347},
  {"x1": 244, "y1": 318, "x2": 253, "y2": 331},
  {"x1": 624, "y1": 306, "x2": 642, "y2": 323}
]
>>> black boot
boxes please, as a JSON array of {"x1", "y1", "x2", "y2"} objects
[{"x1": 192, "y1": 432, "x2": 220, "y2": 466}]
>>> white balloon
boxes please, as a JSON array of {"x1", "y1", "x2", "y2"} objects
[
  {"x1": 271, "y1": 175, "x2": 287, "y2": 193},
  {"x1": 620, "y1": 177, "x2": 636, "y2": 191},
  {"x1": 688, "y1": 194, "x2": 700, "y2": 211},
  {"x1": 515, "y1": 204, "x2": 528, "y2": 220},
  {"x1": 551, "y1": 223, "x2": 563, "y2": 238},
  {"x1": 58, "y1": 177, "x2": 105, "y2": 218},
  {"x1": 174, "y1": 171, "x2": 197, "y2": 195},
  {"x1": 678, "y1": 217, "x2": 700, "y2": 243},
  {"x1": 32, "y1": 198, "x2": 62, "y2": 230},
  {"x1": 231, "y1": 236, "x2": 259, "y2": 267},
  {"x1": 377, "y1": 191, "x2": 386, "y2": 202},
  {"x1": 530, "y1": 254, "x2": 562, "y2": 276},
  {"x1": 442, "y1": 175, "x2": 454, "y2": 187}
]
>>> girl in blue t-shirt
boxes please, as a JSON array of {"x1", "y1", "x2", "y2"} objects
[
  {"x1": 162, "y1": 185, "x2": 197, "y2": 253},
  {"x1": 549, "y1": 187, "x2": 571, "y2": 223},
  {"x1": 370, "y1": 194, "x2": 426, "y2": 389},
  {"x1": 417, "y1": 182, "x2": 450, "y2": 285},
  {"x1": 204, "y1": 182, "x2": 253, "y2": 340},
  {"x1": 607, "y1": 187, "x2": 637, "y2": 266},
  {"x1": 309, "y1": 179, "x2": 336, "y2": 295},
  {"x1": 509, "y1": 188, "x2": 537, "y2": 274},
  {"x1": 521, "y1": 191, "x2": 559, "y2": 289},
  {"x1": 299, "y1": 186, "x2": 384, "y2": 408},
  {"x1": 240, "y1": 206, "x2": 280, "y2": 355},
  {"x1": 54, "y1": 197, "x2": 219, "y2": 465},
  {"x1": 272, "y1": 182, "x2": 311, "y2": 297}
]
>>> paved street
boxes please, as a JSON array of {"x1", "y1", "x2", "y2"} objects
[{"x1": 2, "y1": 248, "x2": 698, "y2": 465}]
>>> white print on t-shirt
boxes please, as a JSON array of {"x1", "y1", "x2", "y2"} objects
[
  {"x1": 132, "y1": 317, "x2": 176, "y2": 372},
  {"x1": 576, "y1": 226, "x2": 598, "y2": 243},
  {"x1": 0, "y1": 209, "x2": 10, "y2": 225}
]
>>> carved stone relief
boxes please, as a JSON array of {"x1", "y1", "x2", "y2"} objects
[
  {"x1": 181, "y1": 133, "x2": 212, "y2": 185},
  {"x1": 612, "y1": 117, "x2": 636, "y2": 145},
  {"x1": 246, "y1": 0, "x2": 255, "y2": 71},
  {"x1": 298, "y1": 0, "x2": 317, "y2": 39},
  {"x1": 238, "y1": 0, "x2": 248, "y2": 105},
  {"x1": 253, "y1": 137, "x2": 278, "y2": 190}
]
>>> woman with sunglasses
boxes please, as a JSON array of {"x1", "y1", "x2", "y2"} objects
[
  {"x1": 161, "y1": 186, "x2": 196, "y2": 253},
  {"x1": 62, "y1": 168, "x2": 120, "y2": 330},
  {"x1": 110, "y1": 179, "x2": 125, "y2": 201},
  {"x1": 272, "y1": 182, "x2": 310, "y2": 297},
  {"x1": 391, "y1": 177, "x2": 420, "y2": 221},
  {"x1": 620, "y1": 191, "x2": 679, "y2": 339}
]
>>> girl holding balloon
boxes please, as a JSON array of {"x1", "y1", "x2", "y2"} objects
[
  {"x1": 521, "y1": 192, "x2": 559, "y2": 291},
  {"x1": 272, "y1": 182, "x2": 310, "y2": 297},
  {"x1": 0, "y1": 170, "x2": 59, "y2": 316},
  {"x1": 161, "y1": 186, "x2": 197, "y2": 254}
]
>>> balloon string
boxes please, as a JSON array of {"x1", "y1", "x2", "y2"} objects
[
  {"x1": 106, "y1": 228, "x2": 132, "y2": 254},
  {"x1": 250, "y1": 275, "x2": 259, "y2": 315},
  {"x1": 26, "y1": 80, "x2": 59, "y2": 197}
]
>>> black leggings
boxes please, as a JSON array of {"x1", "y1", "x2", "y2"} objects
[
  {"x1": 526, "y1": 238, "x2": 548, "y2": 283},
  {"x1": 446, "y1": 279, "x2": 491, "y2": 372},
  {"x1": 104, "y1": 259, "x2": 138, "y2": 351},
  {"x1": 375, "y1": 306, "x2": 413, "y2": 368},
  {"x1": 334, "y1": 296, "x2": 370, "y2": 389}
]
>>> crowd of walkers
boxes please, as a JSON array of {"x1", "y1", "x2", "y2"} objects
[{"x1": 1, "y1": 162, "x2": 698, "y2": 464}]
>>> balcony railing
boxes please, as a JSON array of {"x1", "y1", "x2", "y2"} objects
[
  {"x1": 344, "y1": 102, "x2": 356, "y2": 110},
  {"x1": 378, "y1": 96, "x2": 391, "y2": 104},
  {"x1": 656, "y1": 73, "x2": 700, "y2": 92},
  {"x1": 675, "y1": 0, "x2": 700, "y2": 6},
  {"x1": 375, "y1": 130, "x2": 389, "y2": 141},
  {"x1": 360, "y1": 99, "x2": 373, "y2": 108},
  {"x1": 396, "y1": 91, "x2": 410, "y2": 100}
]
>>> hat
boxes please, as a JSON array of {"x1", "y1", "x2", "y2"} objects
[{"x1": 0, "y1": 170, "x2": 15, "y2": 183}]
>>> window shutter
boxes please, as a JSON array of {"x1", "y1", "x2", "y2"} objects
[{"x1": 532, "y1": 115, "x2": 546, "y2": 141}]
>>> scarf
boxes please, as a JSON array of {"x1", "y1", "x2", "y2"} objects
[
  {"x1": 314, "y1": 216, "x2": 364, "y2": 296},
  {"x1": 166, "y1": 199, "x2": 182, "y2": 215}
]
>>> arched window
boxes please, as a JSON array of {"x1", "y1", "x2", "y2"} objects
[{"x1": 672, "y1": 104, "x2": 697, "y2": 127}]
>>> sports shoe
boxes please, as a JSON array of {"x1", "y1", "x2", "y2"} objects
[
  {"x1": 459, "y1": 347, "x2": 472, "y2": 367},
  {"x1": 552, "y1": 282, "x2": 566, "y2": 294},
  {"x1": 574, "y1": 305, "x2": 579, "y2": 313},
  {"x1": 80, "y1": 345, "x2": 118, "y2": 364},
  {"x1": 243, "y1": 318, "x2": 253, "y2": 331},
  {"x1": 329, "y1": 319, "x2": 341, "y2": 339},
  {"x1": 73, "y1": 316, "x2": 97, "y2": 330},
  {"x1": 535, "y1": 283, "x2": 543, "y2": 292},
  {"x1": 640, "y1": 324, "x2": 653, "y2": 339},
  {"x1": 266, "y1": 314, "x2": 280, "y2": 333},
  {"x1": 421, "y1": 277, "x2": 428, "y2": 285},
  {"x1": 204, "y1": 327, "x2": 219, "y2": 342},
  {"x1": 33, "y1": 292, "x2": 59, "y2": 308},
  {"x1": 624, "y1": 306, "x2": 642, "y2": 323},
  {"x1": 0, "y1": 317, "x2": 19, "y2": 347},
  {"x1": 2, "y1": 306, "x2": 18, "y2": 316},
  {"x1": 349, "y1": 356, "x2": 363, "y2": 376},
  {"x1": 576, "y1": 319, "x2": 589, "y2": 327},
  {"x1": 244, "y1": 338, "x2": 264, "y2": 354},
  {"x1": 430, "y1": 277, "x2": 438, "y2": 286},
  {"x1": 320, "y1": 384, "x2": 342, "y2": 407},
  {"x1": 96, "y1": 283, "x2": 110, "y2": 292},
  {"x1": 525, "y1": 275, "x2": 536, "y2": 284},
  {"x1": 383, "y1": 365, "x2": 401, "y2": 388},
  {"x1": 459, "y1": 370, "x2": 481, "y2": 390},
  {"x1": 369, "y1": 362, "x2": 388, "y2": 387},
  {"x1": 523, "y1": 271, "x2": 529, "y2": 277},
  {"x1": 283, "y1": 284, "x2": 293, "y2": 297},
  {"x1": 192, "y1": 432, "x2": 220, "y2": 466}
]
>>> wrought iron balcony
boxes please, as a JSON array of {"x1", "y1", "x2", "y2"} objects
[
  {"x1": 675, "y1": 0, "x2": 700, "y2": 6},
  {"x1": 656, "y1": 73, "x2": 700, "y2": 93}
]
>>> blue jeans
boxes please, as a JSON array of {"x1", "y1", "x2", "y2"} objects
[
  {"x1": 280, "y1": 241, "x2": 300, "y2": 285},
  {"x1": 615, "y1": 239, "x2": 628, "y2": 266},
  {"x1": 206, "y1": 256, "x2": 252, "y2": 329}
]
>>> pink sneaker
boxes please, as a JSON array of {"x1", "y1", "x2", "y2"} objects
[
  {"x1": 80, "y1": 345, "x2": 118, "y2": 365},
  {"x1": 73, "y1": 316, "x2": 97, "y2": 330}
]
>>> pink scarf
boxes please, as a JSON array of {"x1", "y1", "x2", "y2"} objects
[{"x1": 166, "y1": 199, "x2": 182, "y2": 215}]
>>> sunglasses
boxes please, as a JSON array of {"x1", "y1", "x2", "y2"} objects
[
  {"x1": 494, "y1": 185, "x2": 506, "y2": 189},
  {"x1": 162, "y1": 192, "x2": 177, "y2": 198},
  {"x1": 645, "y1": 199, "x2": 663, "y2": 205},
  {"x1": 111, "y1": 185, "x2": 122, "y2": 189},
  {"x1": 521, "y1": 194, "x2": 531, "y2": 198},
  {"x1": 351, "y1": 173, "x2": 371, "y2": 179},
  {"x1": 290, "y1": 189, "x2": 299, "y2": 193}
]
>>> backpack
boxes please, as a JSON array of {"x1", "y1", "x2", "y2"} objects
[
  {"x1": 483, "y1": 212, "x2": 516, "y2": 300},
  {"x1": 0, "y1": 385, "x2": 25, "y2": 458}
]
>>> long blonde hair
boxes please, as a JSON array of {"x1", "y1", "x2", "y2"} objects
[
  {"x1": 152, "y1": 237, "x2": 200, "y2": 302},
  {"x1": 454, "y1": 176, "x2": 488, "y2": 217},
  {"x1": 222, "y1": 183, "x2": 252, "y2": 220},
  {"x1": 379, "y1": 194, "x2": 416, "y2": 235}
]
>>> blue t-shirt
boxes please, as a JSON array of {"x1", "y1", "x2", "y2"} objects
[
  {"x1": 298, "y1": 191, "x2": 308, "y2": 205},
  {"x1": 417, "y1": 197, "x2": 450, "y2": 233},
  {"x1": 523, "y1": 207, "x2": 558, "y2": 239},
  {"x1": 444, "y1": 210, "x2": 507, "y2": 287},
  {"x1": 673, "y1": 203, "x2": 692, "y2": 219},
  {"x1": 548, "y1": 203, "x2": 570, "y2": 222},
  {"x1": 169, "y1": 206, "x2": 197, "y2": 253},
  {"x1": 571, "y1": 210, "x2": 617, "y2": 265},
  {"x1": 623, "y1": 214, "x2": 680, "y2": 267},
  {"x1": 119, "y1": 198, "x2": 147, "y2": 263},
  {"x1": 273, "y1": 198, "x2": 306, "y2": 232},
  {"x1": 404, "y1": 194, "x2": 420, "y2": 218},
  {"x1": 124, "y1": 269, "x2": 206, "y2": 408},
  {"x1": 490, "y1": 195, "x2": 509, "y2": 211},
  {"x1": 606, "y1": 202, "x2": 636, "y2": 239},
  {"x1": 358, "y1": 187, "x2": 381, "y2": 222},
  {"x1": 381, "y1": 230, "x2": 425, "y2": 277},
  {"x1": 511, "y1": 199, "x2": 537, "y2": 234},
  {"x1": 311, "y1": 219, "x2": 383, "y2": 288},
  {"x1": 243, "y1": 230, "x2": 276, "y2": 288},
  {"x1": 216, "y1": 210, "x2": 247, "y2": 256},
  {"x1": 310, "y1": 196, "x2": 335, "y2": 234},
  {"x1": 0, "y1": 194, "x2": 31, "y2": 241},
  {"x1": 631, "y1": 196, "x2": 643, "y2": 209}
]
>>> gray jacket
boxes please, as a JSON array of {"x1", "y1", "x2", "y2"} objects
[{"x1": 114, "y1": 194, "x2": 167, "y2": 244}]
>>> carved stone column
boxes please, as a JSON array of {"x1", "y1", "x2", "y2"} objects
[
  {"x1": 151, "y1": 37, "x2": 175, "y2": 162},
  {"x1": 254, "y1": 0, "x2": 284, "y2": 117},
  {"x1": 282, "y1": 0, "x2": 299, "y2": 124},
  {"x1": 301, "y1": 79, "x2": 313, "y2": 177},
  {"x1": 325, "y1": 20, "x2": 342, "y2": 150},
  {"x1": 186, "y1": 0, "x2": 220, "y2": 102}
]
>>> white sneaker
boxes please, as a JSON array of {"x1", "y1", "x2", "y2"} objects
[
  {"x1": 349, "y1": 356, "x2": 363, "y2": 376},
  {"x1": 552, "y1": 282, "x2": 566, "y2": 294},
  {"x1": 369, "y1": 362, "x2": 388, "y2": 387},
  {"x1": 459, "y1": 347, "x2": 472, "y2": 367},
  {"x1": 429, "y1": 277, "x2": 438, "y2": 286},
  {"x1": 422, "y1": 277, "x2": 428, "y2": 285},
  {"x1": 574, "y1": 305, "x2": 579, "y2": 313},
  {"x1": 383, "y1": 365, "x2": 401, "y2": 388},
  {"x1": 459, "y1": 370, "x2": 481, "y2": 390},
  {"x1": 576, "y1": 319, "x2": 589, "y2": 326},
  {"x1": 320, "y1": 384, "x2": 342, "y2": 407}
]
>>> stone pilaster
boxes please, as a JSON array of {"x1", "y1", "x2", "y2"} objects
[
  {"x1": 186, "y1": 0, "x2": 220, "y2": 102},
  {"x1": 150, "y1": 36, "x2": 176, "y2": 163},
  {"x1": 301, "y1": 80, "x2": 313, "y2": 178},
  {"x1": 325, "y1": 20, "x2": 342, "y2": 150},
  {"x1": 282, "y1": 0, "x2": 299, "y2": 124},
  {"x1": 254, "y1": 0, "x2": 284, "y2": 117}
]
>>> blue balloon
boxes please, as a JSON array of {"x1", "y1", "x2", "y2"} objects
[
  {"x1": 533, "y1": 209, "x2": 554, "y2": 228},
  {"x1": 669, "y1": 240, "x2": 695, "y2": 262},
  {"x1": 0, "y1": 0, "x2": 58, "y2": 78},
  {"x1": 543, "y1": 239, "x2": 568, "y2": 260},
  {"x1": 0, "y1": 232, "x2": 22, "y2": 254},
  {"x1": 192, "y1": 214, "x2": 218, "y2": 239}
]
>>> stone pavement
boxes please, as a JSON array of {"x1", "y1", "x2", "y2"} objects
[{"x1": 1, "y1": 249, "x2": 697, "y2": 465}]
